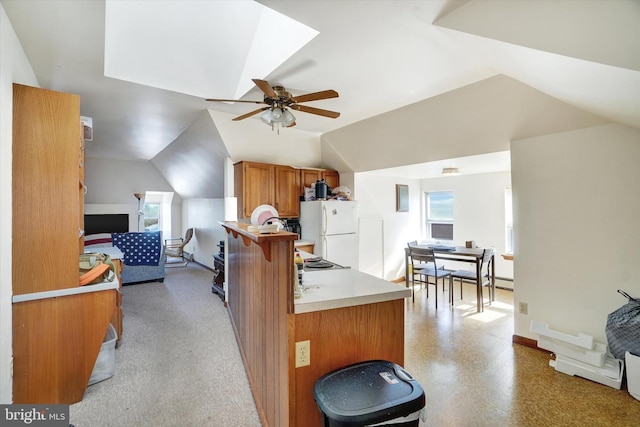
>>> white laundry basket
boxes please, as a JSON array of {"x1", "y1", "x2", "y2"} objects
[
  {"x1": 88, "y1": 323, "x2": 117, "y2": 386},
  {"x1": 626, "y1": 352, "x2": 640, "y2": 401}
]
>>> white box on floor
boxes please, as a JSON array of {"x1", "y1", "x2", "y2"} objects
[
  {"x1": 531, "y1": 320, "x2": 607, "y2": 367},
  {"x1": 89, "y1": 323, "x2": 117, "y2": 386},
  {"x1": 625, "y1": 352, "x2": 640, "y2": 401},
  {"x1": 550, "y1": 354, "x2": 623, "y2": 389}
]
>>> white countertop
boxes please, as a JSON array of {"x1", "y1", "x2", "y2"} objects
[{"x1": 294, "y1": 268, "x2": 410, "y2": 314}]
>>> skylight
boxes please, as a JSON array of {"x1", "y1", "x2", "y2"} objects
[{"x1": 104, "y1": 1, "x2": 318, "y2": 99}]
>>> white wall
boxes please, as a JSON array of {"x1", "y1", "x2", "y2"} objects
[
  {"x1": 354, "y1": 174, "x2": 425, "y2": 280},
  {"x1": 85, "y1": 157, "x2": 180, "y2": 204},
  {"x1": 0, "y1": 3, "x2": 39, "y2": 403},
  {"x1": 354, "y1": 171, "x2": 512, "y2": 282},
  {"x1": 182, "y1": 199, "x2": 228, "y2": 270},
  {"x1": 512, "y1": 124, "x2": 640, "y2": 343},
  {"x1": 84, "y1": 157, "x2": 182, "y2": 236},
  {"x1": 420, "y1": 172, "x2": 513, "y2": 280}
]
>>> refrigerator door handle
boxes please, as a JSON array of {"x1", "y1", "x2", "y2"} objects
[{"x1": 322, "y1": 205, "x2": 327, "y2": 236}]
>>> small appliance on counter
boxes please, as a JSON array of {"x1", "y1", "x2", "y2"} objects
[
  {"x1": 284, "y1": 218, "x2": 301, "y2": 236},
  {"x1": 315, "y1": 179, "x2": 329, "y2": 200}
]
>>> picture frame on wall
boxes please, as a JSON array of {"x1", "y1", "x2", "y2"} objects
[{"x1": 396, "y1": 184, "x2": 409, "y2": 212}]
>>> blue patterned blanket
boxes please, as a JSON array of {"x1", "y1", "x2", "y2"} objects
[{"x1": 112, "y1": 232, "x2": 162, "y2": 266}]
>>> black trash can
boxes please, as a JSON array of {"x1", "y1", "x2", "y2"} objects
[{"x1": 313, "y1": 360, "x2": 425, "y2": 427}]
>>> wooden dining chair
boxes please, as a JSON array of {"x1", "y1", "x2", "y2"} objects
[
  {"x1": 448, "y1": 248, "x2": 494, "y2": 309},
  {"x1": 407, "y1": 245, "x2": 451, "y2": 308}
]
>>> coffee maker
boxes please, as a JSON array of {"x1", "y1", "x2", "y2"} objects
[{"x1": 284, "y1": 218, "x2": 301, "y2": 238}]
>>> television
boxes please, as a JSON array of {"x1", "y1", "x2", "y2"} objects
[{"x1": 84, "y1": 214, "x2": 129, "y2": 235}]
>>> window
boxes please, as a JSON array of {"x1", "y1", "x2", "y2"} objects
[
  {"x1": 143, "y1": 203, "x2": 160, "y2": 231},
  {"x1": 505, "y1": 188, "x2": 513, "y2": 254},
  {"x1": 426, "y1": 191, "x2": 454, "y2": 241}
]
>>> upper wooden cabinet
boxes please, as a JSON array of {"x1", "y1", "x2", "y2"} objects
[
  {"x1": 299, "y1": 168, "x2": 340, "y2": 195},
  {"x1": 322, "y1": 169, "x2": 340, "y2": 190},
  {"x1": 234, "y1": 161, "x2": 300, "y2": 219},
  {"x1": 274, "y1": 165, "x2": 300, "y2": 217},
  {"x1": 300, "y1": 169, "x2": 322, "y2": 193},
  {"x1": 235, "y1": 161, "x2": 340, "y2": 218}
]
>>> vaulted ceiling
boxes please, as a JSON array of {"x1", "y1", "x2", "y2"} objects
[{"x1": 3, "y1": 0, "x2": 639, "y2": 198}]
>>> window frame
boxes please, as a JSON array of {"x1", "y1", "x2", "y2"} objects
[
  {"x1": 143, "y1": 202, "x2": 160, "y2": 232},
  {"x1": 425, "y1": 191, "x2": 454, "y2": 241},
  {"x1": 505, "y1": 187, "x2": 513, "y2": 254}
]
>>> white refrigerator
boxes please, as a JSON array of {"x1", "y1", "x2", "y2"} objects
[{"x1": 300, "y1": 201, "x2": 358, "y2": 268}]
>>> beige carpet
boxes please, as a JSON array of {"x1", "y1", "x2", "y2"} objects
[{"x1": 70, "y1": 263, "x2": 261, "y2": 427}]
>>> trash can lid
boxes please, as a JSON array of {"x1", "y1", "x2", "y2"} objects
[{"x1": 313, "y1": 360, "x2": 425, "y2": 425}]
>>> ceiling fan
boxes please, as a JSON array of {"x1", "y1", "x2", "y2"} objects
[{"x1": 205, "y1": 79, "x2": 340, "y2": 128}]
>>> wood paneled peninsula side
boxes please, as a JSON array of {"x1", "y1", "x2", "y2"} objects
[{"x1": 221, "y1": 221, "x2": 410, "y2": 427}]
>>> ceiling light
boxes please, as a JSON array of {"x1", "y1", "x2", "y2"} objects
[
  {"x1": 271, "y1": 107, "x2": 283, "y2": 122},
  {"x1": 260, "y1": 109, "x2": 274, "y2": 125},
  {"x1": 442, "y1": 167, "x2": 459, "y2": 175},
  {"x1": 260, "y1": 106, "x2": 296, "y2": 132},
  {"x1": 282, "y1": 109, "x2": 296, "y2": 127}
]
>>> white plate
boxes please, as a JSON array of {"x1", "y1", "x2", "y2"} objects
[{"x1": 250, "y1": 204, "x2": 279, "y2": 226}]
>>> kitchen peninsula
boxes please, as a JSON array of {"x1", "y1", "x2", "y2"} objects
[{"x1": 221, "y1": 221, "x2": 410, "y2": 427}]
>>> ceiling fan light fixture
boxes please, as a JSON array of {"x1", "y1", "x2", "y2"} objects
[
  {"x1": 260, "y1": 109, "x2": 274, "y2": 125},
  {"x1": 442, "y1": 167, "x2": 460, "y2": 175},
  {"x1": 282, "y1": 109, "x2": 295, "y2": 126},
  {"x1": 271, "y1": 107, "x2": 283, "y2": 123}
]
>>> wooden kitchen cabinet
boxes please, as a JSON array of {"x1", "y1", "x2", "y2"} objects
[
  {"x1": 322, "y1": 169, "x2": 339, "y2": 189},
  {"x1": 234, "y1": 161, "x2": 300, "y2": 218},
  {"x1": 274, "y1": 165, "x2": 300, "y2": 217},
  {"x1": 299, "y1": 168, "x2": 340, "y2": 195},
  {"x1": 300, "y1": 169, "x2": 322, "y2": 193},
  {"x1": 234, "y1": 161, "x2": 274, "y2": 219}
]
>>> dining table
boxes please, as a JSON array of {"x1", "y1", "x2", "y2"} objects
[{"x1": 404, "y1": 245, "x2": 495, "y2": 312}]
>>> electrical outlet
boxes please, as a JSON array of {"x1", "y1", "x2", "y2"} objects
[
  {"x1": 295, "y1": 340, "x2": 310, "y2": 368},
  {"x1": 519, "y1": 302, "x2": 528, "y2": 315}
]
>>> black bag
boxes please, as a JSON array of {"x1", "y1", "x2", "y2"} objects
[{"x1": 605, "y1": 290, "x2": 640, "y2": 360}]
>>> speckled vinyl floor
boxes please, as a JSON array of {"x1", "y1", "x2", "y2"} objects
[{"x1": 403, "y1": 281, "x2": 640, "y2": 427}]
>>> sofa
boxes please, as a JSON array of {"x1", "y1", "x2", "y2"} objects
[{"x1": 85, "y1": 231, "x2": 165, "y2": 285}]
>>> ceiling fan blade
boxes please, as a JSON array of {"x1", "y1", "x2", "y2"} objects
[
  {"x1": 252, "y1": 79, "x2": 277, "y2": 99},
  {"x1": 205, "y1": 98, "x2": 265, "y2": 104},
  {"x1": 291, "y1": 104, "x2": 340, "y2": 119},
  {"x1": 291, "y1": 89, "x2": 339, "y2": 104},
  {"x1": 232, "y1": 107, "x2": 269, "y2": 121}
]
